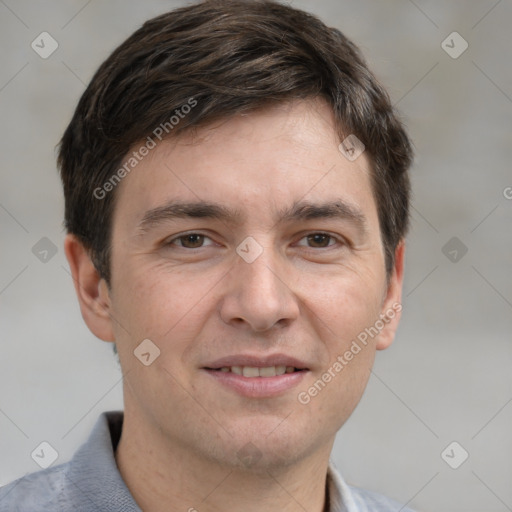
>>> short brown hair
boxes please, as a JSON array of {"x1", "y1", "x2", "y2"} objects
[{"x1": 58, "y1": 0, "x2": 413, "y2": 285}]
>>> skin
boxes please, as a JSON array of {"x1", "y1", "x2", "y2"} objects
[{"x1": 65, "y1": 98, "x2": 405, "y2": 512}]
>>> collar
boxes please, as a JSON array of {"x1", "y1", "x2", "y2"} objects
[{"x1": 70, "y1": 411, "x2": 360, "y2": 512}]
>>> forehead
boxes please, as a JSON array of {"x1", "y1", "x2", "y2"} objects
[{"x1": 111, "y1": 98, "x2": 378, "y2": 233}]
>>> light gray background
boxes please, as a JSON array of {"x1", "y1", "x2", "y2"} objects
[{"x1": 1, "y1": 1, "x2": 511, "y2": 511}]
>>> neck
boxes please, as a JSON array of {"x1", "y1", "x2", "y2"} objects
[{"x1": 115, "y1": 407, "x2": 332, "y2": 512}]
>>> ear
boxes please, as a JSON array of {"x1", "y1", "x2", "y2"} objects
[
  {"x1": 375, "y1": 240, "x2": 405, "y2": 351},
  {"x1": 64, "y1": 234, "x2": 115, "y2": 342}
]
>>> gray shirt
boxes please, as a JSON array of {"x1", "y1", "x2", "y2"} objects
[{"x1": 0, "y1": 411, "x2": 415, "y2": 511}]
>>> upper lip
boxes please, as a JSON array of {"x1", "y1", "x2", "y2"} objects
[{"x1": 202, "y1": 353, "x2": 310, "y2": 370}]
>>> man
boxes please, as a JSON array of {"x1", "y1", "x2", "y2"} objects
[{"x1": 0, "y1": 1, "x2": 415, "y2": 510}]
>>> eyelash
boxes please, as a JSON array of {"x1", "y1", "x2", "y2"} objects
[{"x1": 166, "y1": 232, "x2": 344, "y2": 250}]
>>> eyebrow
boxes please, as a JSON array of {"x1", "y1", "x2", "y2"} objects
[{"x1": 136, "y1": 198, "x2": 368, "y2": 235}]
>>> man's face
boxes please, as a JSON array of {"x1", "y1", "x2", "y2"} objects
[{"x1": 106, "y1": 98, "x2": 402, "y2": 470}]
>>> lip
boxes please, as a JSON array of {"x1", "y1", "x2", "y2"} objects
[
  {"x1": 202, "y1": 368, "x2": 308, "y2": 398},
  {"x1": 201, "y1": 353, "x2": 310, "y2": 398},
  {"x1": 202, "y1": 353, "x2": 310, "y2": 370}
]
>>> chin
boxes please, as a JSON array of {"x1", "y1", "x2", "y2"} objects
[{"x1": 211, "y1": 414, "x2": 322, "y2": 471}]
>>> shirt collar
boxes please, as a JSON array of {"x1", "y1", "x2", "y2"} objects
[
  {"x1": 69, "y1": 411, "x2": 359, "y2": 512},
  {"x1": 326, "y1": 462, "x2": 360, "y2": 512},
  {"x1": 64, "y1": 411, "x2": 141, "y2": 511}
]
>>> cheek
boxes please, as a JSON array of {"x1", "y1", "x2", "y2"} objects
[
  {"x1": 299, "y1": 279, "x2": 380, "y2": 426},
  {"x1": 298, "y1": 265, "x2": 384, "y2": 341},
  {"x1": 111, "y1": 260, "x2": 219, "y2": 346},
  {"x1": 304, "y1": 272, "x2": 383, "y2": 423}
]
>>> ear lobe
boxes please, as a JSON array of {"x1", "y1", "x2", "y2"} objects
[
  {"x1": 375, "y1": 240, "x2": 405, "y2": 351},
  {"x1": 64, "y1": 234, "x2": 115, "y2": 342}
]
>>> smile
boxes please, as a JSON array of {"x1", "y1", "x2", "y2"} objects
[
  {"x1": 202, "y1": 367, "x2": 308, "y2": 398},
  {"x1": 209, "y1": 365, "x2": 301, "y2": 377}
]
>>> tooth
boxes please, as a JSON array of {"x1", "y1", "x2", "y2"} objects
[
  {"x1": 285, "y1": 366, "x2": 295, "y2": 373},
  {"x1": 242, "y1": 366, "x2": 260, "y2": 377},
  {"x1": 231, "y1": 366, "x2": 243, "y2": 375},
  {"x1": 220, "y1": 367, "x2": 230, "y2": 372},
  {"x1": 275, "y1": 365, "x2": 286, "y2": 376},
  {"x1": 259, "y1": 366, "x2": 277, "y2": 377}
]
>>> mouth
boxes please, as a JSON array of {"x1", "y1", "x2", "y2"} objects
[
  {"x1": 201, "y1": 355, "x2": 310, "y2": 398},
  {"x1": 204, "y1": 365, "x2": 306, "y2": 377}
]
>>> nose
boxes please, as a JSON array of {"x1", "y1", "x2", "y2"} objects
[{"x1": 219, "y1": 245, "x2": 300, "y2": 332}]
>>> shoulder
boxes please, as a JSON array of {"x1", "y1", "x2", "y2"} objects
[
  {"x1": 348, "y1": 485, "x2": 416, "y2": 512},
  {"x1": 0, "y1": 462, "x2": 68, "y2": 512},
  {"x1": 0, "y1": 411, "x2": 136, "y2": 512}
]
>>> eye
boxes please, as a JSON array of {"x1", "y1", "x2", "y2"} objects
[
  {"x1": 168, "y1": 233, "x2": 215, "y2": 249},
  {"x1": 296, "y1": 233, "x2": 340, "y2": 248}
]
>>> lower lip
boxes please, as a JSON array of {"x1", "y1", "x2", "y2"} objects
[{"x1": 202, "y1": 369, "x2": 308, "y2": 398}]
